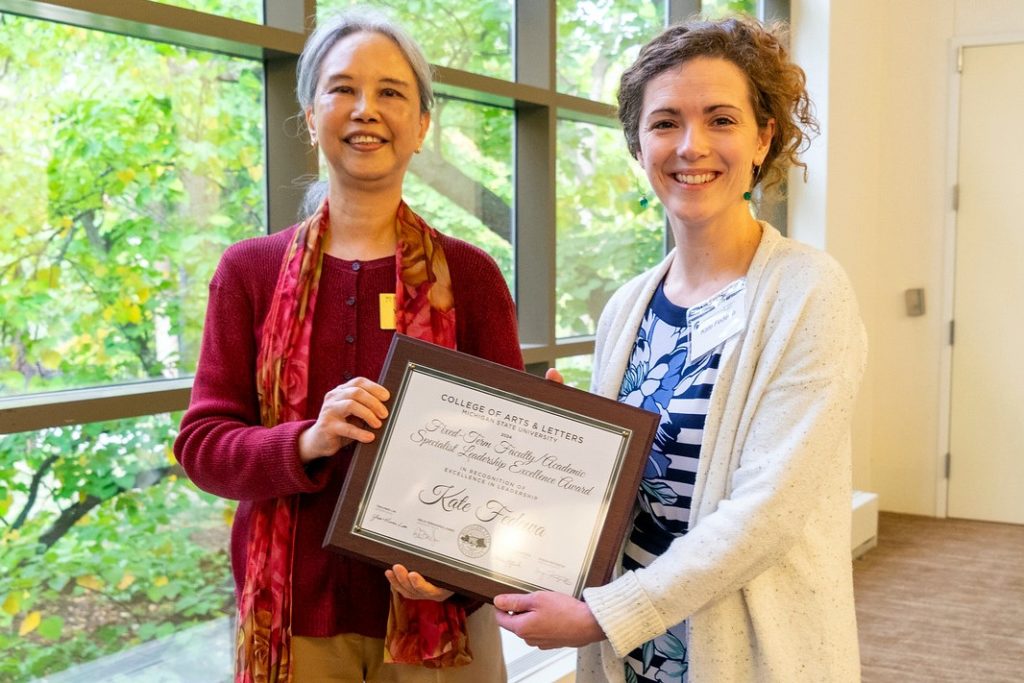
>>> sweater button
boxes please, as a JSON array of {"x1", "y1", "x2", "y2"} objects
[
  {"x1": 343, "y1": 371, "x2": 353, "y2": 380},
  {"x1": 345, "y1": 334, "x2": 355, "y2": 344},
  {"x1": 351, "y1": 261, "x2": 361, "y2": 271},
  {"x1": 346, "y1": 296, "x2": 356, "y2": 306}
]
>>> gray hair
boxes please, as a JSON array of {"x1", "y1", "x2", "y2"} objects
[{"x1": 296, "y1": 6, "x2": 434, "y2": 116}]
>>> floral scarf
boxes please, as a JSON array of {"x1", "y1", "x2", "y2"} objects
[{"x1": 235, "y1": 199, "x2": 467, "y2": 682}]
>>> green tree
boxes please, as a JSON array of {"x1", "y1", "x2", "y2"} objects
[
  {"x1": 557, "y1": 0, "x2": 665, "y2": 104},
  {"x1": 701, "y1": 0, "x2": 757, "y2": 19},
  {"x1": 0, "y1": 13, "x2": 258, "y2": 678}
]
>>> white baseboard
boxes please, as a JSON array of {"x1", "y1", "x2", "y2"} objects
[{"x1": 852, "y1": 490, "x2": 879, "y2": 558}]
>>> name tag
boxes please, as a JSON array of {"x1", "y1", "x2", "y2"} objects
[
  {"x1": 379, "y1": 293, "x2": 396, "y2": 330},
  {"x1": 687, "y1": 278, "x2": 746, "y2": 360}
]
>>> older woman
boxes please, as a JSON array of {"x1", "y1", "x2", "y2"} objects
[
  {"x1": 174, "y1": 8, "x2": 518, "y2": 682},
  {"x1": 495, "y1": 16, "x2": 866, "y2": 683}
]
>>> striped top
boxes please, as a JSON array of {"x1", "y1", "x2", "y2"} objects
[{"x1": 618, "y1": 282, "x2": 724, "y2": 683}]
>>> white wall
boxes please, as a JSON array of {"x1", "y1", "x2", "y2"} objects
[{"x1": 788, "y1": 0, "x2": 1024, "y2": 515}]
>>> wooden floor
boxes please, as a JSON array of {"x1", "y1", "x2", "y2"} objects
[{"x1": 854, "y1": 512, "x2": 1024, "y2": 682}]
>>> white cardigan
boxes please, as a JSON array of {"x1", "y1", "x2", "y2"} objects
[{"x1": 576, "y1": 224, "x2": 867, "y2": 683}]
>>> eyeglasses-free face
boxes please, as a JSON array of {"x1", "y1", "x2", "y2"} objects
[
  {"x1": 636, "y1": 56, "x2": 773, "y2": 234},
  {"x1": 306, "y1": 31, "x2": 430, "y2": 196}
]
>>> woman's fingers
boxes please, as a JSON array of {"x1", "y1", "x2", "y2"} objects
[
  {"x1": 386, "y1": 564, "x2": 453, "y2": 602},
  {"x1": 298, "y1": 378, "x2": 391, "y2": 462},
  {"x1": 328, "y1": 376, "x2": 390, "y2": 402},
  {"x1": 325, "y1": 382, "x2": 390, "y2": 420},
  {"x1": 325, "y1": 394, "x2": 385, "y2": 429},
  {"x1": 493, "y1": 592, "x2": 534, "y2": 614},
  {"x1": 325, "y1": 417, "x2": 376, "y2": 444},
  {"x1": 544, "y1": 368, "x2": 565, "y2": 384},
  {"x1": 493, "y1": 591, "x2": 604, "y2": 649},
  {"x1": 321, "y1": 379, "x2": 392, "y2": 433}
]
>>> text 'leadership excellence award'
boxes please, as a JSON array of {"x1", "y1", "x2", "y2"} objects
[{"x1": 324, "y1": 335, "x2": 658, "y2": 602}]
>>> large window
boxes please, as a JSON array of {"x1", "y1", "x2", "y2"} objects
[
  {"x1": 0, "y1": 5, "x2": 264, "y2": 678},
  {"x1": 556, "y1": 120, "x2": 663, "y2": 339},
  {"x1": 0, "y1": 14, "x2": 265, "y2": 397},
  {"x1": 0, "y1": 0, "x2": 774, "y2": 679},
  {"x1": 557, "y1": 0, "x2": 667, "y2": 104},
  {"x1": 0, "y1": 414, "x2": 234, "y2": 680},
  {"x1": 0, "y1": 0, "x2": 273, "y2": 677},
  {"x1": 407, "y1": 98, "x2": 515, "y2": 289}
]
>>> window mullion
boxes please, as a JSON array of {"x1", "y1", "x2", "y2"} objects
[{"x1": 513, "y1": 0, "x2": 557, "y2": 368}]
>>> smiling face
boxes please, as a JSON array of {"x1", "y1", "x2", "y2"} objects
[
  {"x1": 636, "y1": 57, "x2": 774, "y2": 233},
  {"x1": 305, "y1": 31, "x2": 430, "y2": 194}
]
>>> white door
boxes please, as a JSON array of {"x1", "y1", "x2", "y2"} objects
[{"x1": 947, "y1": 42, "x2": 1024, "y2": 524}]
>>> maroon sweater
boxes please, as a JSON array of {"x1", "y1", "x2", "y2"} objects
[{"x1": 174, "y1": 225, "x2": 523, "y2": 638}]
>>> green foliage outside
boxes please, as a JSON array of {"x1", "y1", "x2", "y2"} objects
[
  {"x1": 556, "y1": 121, "x2": 664, "y2": 338},
  {"x1": 406, "y1": 100, "x2": 515, "y2": 290},
  {"x1": 700, "y1": 0, "x2": 757, "y2": 20},
  {"x1": 555, "y1": 354, "x2": 595, "y2": 391},
  {"x1": 149, "y1": 0, "x2": 262, "y2": 23},
  {"x1": 0, "y1": 12, "x2": 264, "y2": 396},
  {"x1": 555, "y1": 2, "x2": 669, "y2": 338},
  {"x1": 319, "y1": 0, "x2": 513, "y2": 79},
  {"x1": 557, "y1": 0, "x2": 665, "y2": 104},
  {"x1": 0, "y1": 414, "x2": 236, "y2": 680},
  {"x1": 0, "y1": 11, "x2": 258, "y2": 679}
]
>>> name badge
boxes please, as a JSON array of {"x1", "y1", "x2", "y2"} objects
[
  {"x1": 379, "y1": 293, "x2": 396, "y2": 330},
  {"x1": 687, "y1": 278, "x2": 746, "y2": 360}
]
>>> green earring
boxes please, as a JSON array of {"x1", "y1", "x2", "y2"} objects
[
  {"x1": 639, "y1": 193, "x2": 649, "y2": 209},
  {"x1": 744, "y1": 164, "x2": 761, "y2": 201}
]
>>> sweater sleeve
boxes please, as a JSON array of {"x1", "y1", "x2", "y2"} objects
[
  {"x1": 584, "y1": 254, "x2": 867, "y2": 656},
  {"x1": 447, "y1": 237, "x2": 524, "y2": 372},
  {"x1": 173, "y1": 244, "x2": 330, "y2": 501}
]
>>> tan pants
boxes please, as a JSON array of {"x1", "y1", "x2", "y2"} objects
[{"x1": 293, "y1": 606, "x2": 507, "y2": 682}]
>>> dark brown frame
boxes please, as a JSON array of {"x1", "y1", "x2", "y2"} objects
[{"x1": 324, "y1": 334, "x2": 658, "y2": 602}]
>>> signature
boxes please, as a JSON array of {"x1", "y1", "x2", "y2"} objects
[
  {"x1": 413, "y1": 525, "x2": 440, "y2": 544},
  {"x1": 370, "y1": 512, "x2": 407, "y2": 530},
  {"x1": 536, "y1": 569, "x2": 571, "y2": 587}
]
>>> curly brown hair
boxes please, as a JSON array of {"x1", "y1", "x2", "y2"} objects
[{"x1": 618, "y1": 16, "x2": 818, "y2": 195}]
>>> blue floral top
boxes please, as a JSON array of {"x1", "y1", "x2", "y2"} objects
[{"x1": 618, "y1": 281, "x2": 724, "y2": 683}]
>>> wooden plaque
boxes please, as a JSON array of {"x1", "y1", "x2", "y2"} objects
[{"x1": 324, "y1": 334, "x2": 657, "y2": 602}]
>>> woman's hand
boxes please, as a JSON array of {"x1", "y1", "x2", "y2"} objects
[
  {"x1": 298, "y1": 377, "x2": 390, "y2": 463},
  {"x1": 493, "y1": 591, "x2": 605, "y2": 649},
  {"x1": 385, "y1": 564, "x2": 454, "y2": 602},
  {"x1": 544, "y1": 368, "x2": 565, "y2": 384}
]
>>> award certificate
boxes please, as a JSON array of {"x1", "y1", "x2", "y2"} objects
[{"x1": 325, "y1": 335, "x2": 658, "y2": 601}]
